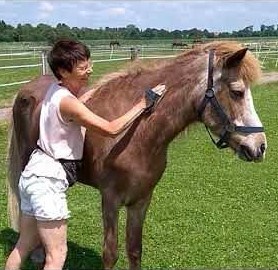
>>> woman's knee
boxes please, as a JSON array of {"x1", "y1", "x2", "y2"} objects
[
  {"x1": 37, "y1": 219, "x2": 68, "y2": 267},
  {"x1": 45, "y1": 244, "x2": 68, "y2": 265}
]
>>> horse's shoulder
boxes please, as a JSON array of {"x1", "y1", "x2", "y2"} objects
[{"x1": 18, "y1": 75, "x2": 57, "y2": 102}]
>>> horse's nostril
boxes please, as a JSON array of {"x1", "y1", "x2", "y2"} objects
[
  {"x1": 239, "y1": 145, "x2": 253, "y2": 161},
  {"x1": 255, "y1": 143, "x2": 266, "y2": 159},
  {"x1": 260, "y1": 143, "x2": 266, "y2": 154}
]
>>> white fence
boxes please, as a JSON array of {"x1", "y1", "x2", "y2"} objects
[
  {"x1": 1, "y1": 42, "x2": 278, "y2": 88},
  {"x1": 0, "y1": 47, "x2": 184, "y2": 88}
]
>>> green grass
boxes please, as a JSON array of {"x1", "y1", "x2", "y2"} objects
[
  {"x1": 259, "y1": 52, "x2": 278, "y2": 72},
  {"x1": 0, "y1": 59, "x2": 129, "y2": 108},
  {"x1": 0, "y1": 81, "x2": 278, "y2": 268}
]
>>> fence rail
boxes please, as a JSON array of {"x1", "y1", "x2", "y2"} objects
[
  {"x1": 1, "y1": 43, "x2": 278, "y2": 88},
  {"x1": 0, "y1": 63, "x2": 42, "y2": 70},
  {"x1": 0, "y1": 80, "x2": 32, "y2": 87},
  {"x1": 0, "y1": 52, "x2": 34, "y2": 57},
  {"x1": 0, "y1": 48, "x2": 180, "y2": 88}
]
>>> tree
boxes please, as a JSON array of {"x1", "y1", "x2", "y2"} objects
[
  {"x1": 124, "y1": 24, "x2": 141, "y2": 39},
  {"x1": 0, "y1": 20, "x2": 7, "y2": 31},
  {"x1": 1, "y1": 19, "x2": 278, "y2": 42},
  {"x1": 142, "y1": 28, "x2": 158, "y2": 39},
  {"x1": 56, "y1": 23, "x2": 77, "y2": 40},
  {"x1": 171, "y1": 30, "x2": 182, "y2": 39}
]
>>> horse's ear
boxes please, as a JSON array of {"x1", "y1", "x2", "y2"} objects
[{"x1": 224, "y1": 48, "x2": 248, "y2": 68}]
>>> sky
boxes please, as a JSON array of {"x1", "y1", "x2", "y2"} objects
[{"x1": 0, "y1": 1, "x2": 278, "y2": 32}]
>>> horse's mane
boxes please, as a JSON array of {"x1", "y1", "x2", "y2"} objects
[
  {"x1": 203, "y1": 41, "x2": 261, "y2": 83},
  {"x1": 92, "y1": 58, "x2": 169, "y2": 91}
]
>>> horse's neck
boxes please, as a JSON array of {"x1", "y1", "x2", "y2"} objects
[
  {"x1": 86, "y1": 54, "x2": 208, "y2": 151},
  {"x1": 142, "y1": 56, "x2": 208, "y2": 148}
]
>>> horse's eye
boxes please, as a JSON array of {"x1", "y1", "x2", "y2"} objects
[{"x1": 230, "y1": 90, "x2": 244, "y2": 100}]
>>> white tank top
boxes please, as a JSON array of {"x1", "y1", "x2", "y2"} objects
[
  {"x1": 37, "y1": 83, "x2": 86, "y2": 160},
  {"x1": 22, "y1": 83, "x2": 86, "y2": 180}
]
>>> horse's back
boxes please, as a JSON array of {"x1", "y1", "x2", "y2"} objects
[
  {"x1": 13, "y1": 75, "x2": 56, "y2": 166},
  {"x1": 19, "y1": 75, "x2": 56, "y2": 99}
]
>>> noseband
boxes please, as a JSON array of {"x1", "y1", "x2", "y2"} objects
[{"x1": 198, "y1": 50, "x2": 264, "y2": 149}]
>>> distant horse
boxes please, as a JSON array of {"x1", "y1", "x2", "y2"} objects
[
  {"x1": 192, "y1": 38, "x2": 205, "y2": 49},
  {"x1": 110, "y1": 40, "x2": 120, "y2": 49},
  {"x1": 172, "y1": 41, "x2": 189, "y2": 49},
  {"x1": 8, "y1": 41, "x2": 266, "y2": 269}
]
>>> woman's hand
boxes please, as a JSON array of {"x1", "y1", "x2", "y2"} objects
[
  {"x1": 144, "y1": 84, "x2": 166, "y2": 112},
  {"x1": 151, "y1": 84, "x2": 166, "y2": 95}
]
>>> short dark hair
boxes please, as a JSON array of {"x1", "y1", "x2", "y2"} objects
[{"x1": 47, "y1": 39, "x2": 91, "y2": 80}]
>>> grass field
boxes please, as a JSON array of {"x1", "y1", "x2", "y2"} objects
[
  {"x1": 0, "y1": 83, "x2": 277, "y2": 268},
  {"x1": 0, "y1": 41, "x2": 278, "y2": 268}
]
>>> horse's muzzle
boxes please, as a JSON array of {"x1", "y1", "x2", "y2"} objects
[{"x1": 237, "y1": 143, "x2": 266, "y2": 162}]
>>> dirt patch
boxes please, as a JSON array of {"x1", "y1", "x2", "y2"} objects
[
  {"x1": 258, "y1": 72, "x2": 278, "y2": 84},
  {"x1": 0, "y1": 107, "x2": 12, "y2": 121},
  {"x1": 1, "y1": 72, "x2": 278, "y2": 122}
]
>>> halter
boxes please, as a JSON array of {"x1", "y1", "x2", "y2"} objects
[{"x1": 198, "y1": 50, "x2": 264, "y2": 149}]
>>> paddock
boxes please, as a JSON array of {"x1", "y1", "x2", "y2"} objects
[{"x1": 0, "y1": 39, "x2": 278, "y2": 268}]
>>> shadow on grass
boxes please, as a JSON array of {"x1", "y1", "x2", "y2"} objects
[{"x1": 0, "y1": 227, "x2": 102, "y2": 269}]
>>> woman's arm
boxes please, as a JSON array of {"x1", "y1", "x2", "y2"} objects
[{"x1": 60, "y1": 85, "x2": 165, "y2": 136}]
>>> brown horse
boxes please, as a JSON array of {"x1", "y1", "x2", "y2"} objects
[
  {"x1": 110, "y1": 40, "x2": 121, "y2": 49},
  {"x1": 8, "y1": 41, "x2": 267, "y2": 269},
  {"x1": 172, "y1": 40, "x2": 189, "y2": 49}
]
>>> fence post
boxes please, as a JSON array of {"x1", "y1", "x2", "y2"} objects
[
  {"x1": 41, "y1": 50, "x2": 49, "y2": 75},
  {"x1": 130, "y1": 47, "x2": 138, "y2": 61}
]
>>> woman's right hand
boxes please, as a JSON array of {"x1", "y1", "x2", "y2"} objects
[{"x1": 144, "y1": 84, "x2": 166, "y2": 111}]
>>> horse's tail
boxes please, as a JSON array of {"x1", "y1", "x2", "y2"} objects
[
  {"x1": 7, "y1": 94, "x2": 37, "y2": 231},
  {"x1": 7, "y1": 111, "x2": 22, "y2": 231},
  {"x1": 7, "y1": 77, "x2": 53, "y2": 230}
]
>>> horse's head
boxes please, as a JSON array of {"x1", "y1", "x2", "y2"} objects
[{"x1": 199, "y1": 44, "x2": 266, "y2": 162}]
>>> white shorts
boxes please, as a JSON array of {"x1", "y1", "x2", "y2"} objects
[{"x1": 18, "y1": 174, "x2": 71, "y2": 221}]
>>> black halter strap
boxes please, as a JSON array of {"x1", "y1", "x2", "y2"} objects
[{"x1": 198, "y1": 50, "x2": 264, "y2": 149}]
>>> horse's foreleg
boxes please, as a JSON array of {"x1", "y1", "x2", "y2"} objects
[
  {"x1": 126, "y1": 195, "x2": 152, "y2": 270},
  {"x1": 102, "y1": 194, "x2": 120, "y2": 269}
]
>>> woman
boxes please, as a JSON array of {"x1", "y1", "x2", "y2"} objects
[{"x1": 5, "y1": 39, "x2": 165, "y2": 270}]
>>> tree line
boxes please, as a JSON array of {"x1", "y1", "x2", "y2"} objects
[{"x1": 1, "y1": 20, "x2": 278, "y2": 43}]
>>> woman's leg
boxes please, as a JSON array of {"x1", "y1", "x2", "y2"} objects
[
  {"x1": 37, "y1": 219, "x2": 67, "y2": 270},
  {"x1": 5, "y1": 214, "x2": 40, "y2": 270}
]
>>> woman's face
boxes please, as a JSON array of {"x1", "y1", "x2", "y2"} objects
[{"x1": 60, "y1": 59, "x2": 93, "y2": 92}]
